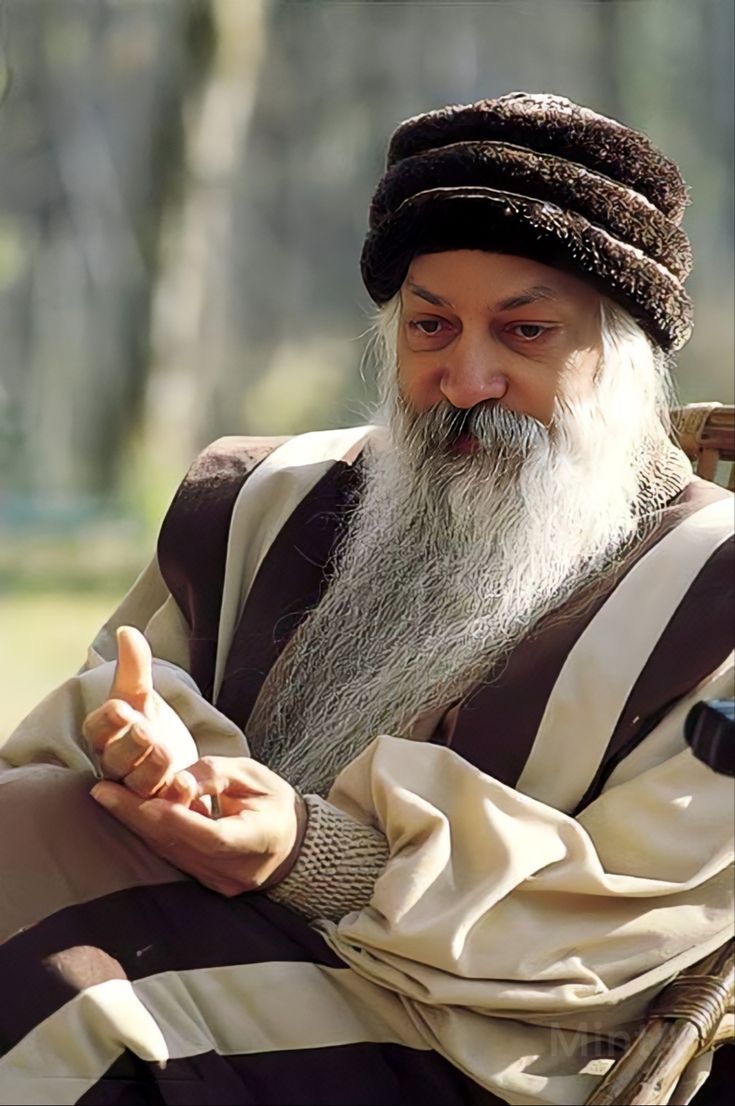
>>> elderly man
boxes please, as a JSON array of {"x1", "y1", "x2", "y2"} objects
[{"x1": 1, "y1": 93, "x2": 732, "y2": 1106}]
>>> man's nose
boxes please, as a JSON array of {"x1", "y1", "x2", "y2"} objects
[{"x1": 439, "y1": 338, "x2": 509, "y2": 409}]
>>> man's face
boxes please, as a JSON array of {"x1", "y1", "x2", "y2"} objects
[{"x1": 397, "y1": 250, "x2": 604, "y2": 427}]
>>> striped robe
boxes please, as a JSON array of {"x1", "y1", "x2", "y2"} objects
[{"x1": 1, "y1": 427, "x2": 733, "y2": 1106}]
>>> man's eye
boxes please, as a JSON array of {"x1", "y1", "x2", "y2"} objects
[
  {"x1": 409, "y1": 319, "x2": 446, "y2": 336},
  {"x1": 510, "y1": 323, "x2": 548, "y2": 341}
]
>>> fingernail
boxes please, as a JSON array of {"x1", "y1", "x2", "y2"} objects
[{"x1": 91, "y1": 783, "x2": 117, "y2": 809}]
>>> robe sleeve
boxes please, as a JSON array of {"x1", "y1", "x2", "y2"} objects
[
  {"x1": 270, "y1": 661, "x2": 733, "y2": 1069},
  {"x1": 0, "y1": 555, "x2": 250, "y2": 772}
]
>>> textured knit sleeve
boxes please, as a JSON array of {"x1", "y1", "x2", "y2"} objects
[{"x1": 268, "y1": 793, "x2": 389, "y2": 921}]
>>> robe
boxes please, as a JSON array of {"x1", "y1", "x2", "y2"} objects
[{"x1": 0, "y1": 426, "x2": 733, "y2": 1106}]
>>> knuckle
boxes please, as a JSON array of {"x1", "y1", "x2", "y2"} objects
[
  {"x1": 196, "y1": 757, "x2": 226, "y2": 790},
  {"x1": 82, "y1": 711, "x2": 109, "y2": 742},
  {"x1": 101, "y1": 737, "x2": 128, "y2": 764},
  {"x1": 101, "y1": 743, "x2": 137, "y2": 779},
  {"x1": 145, "y1": 744, "x2": 166, "y2": 766},
  {"x1": 129, "y1": 766, "x2": 169, "y2": 797}
]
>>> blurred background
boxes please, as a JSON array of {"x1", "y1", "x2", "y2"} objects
[{"x1": 1, "y1": 0, "x2": 733, "y2": 736}]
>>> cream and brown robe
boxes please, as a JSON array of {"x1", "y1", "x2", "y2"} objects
[{"x1": 1, "y1": 426, "x2": 733, "y2": 1106}]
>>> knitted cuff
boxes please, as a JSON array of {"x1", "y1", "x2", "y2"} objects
[{"x1": 267, "y1": 793, "x2": 389, "y2": 922}]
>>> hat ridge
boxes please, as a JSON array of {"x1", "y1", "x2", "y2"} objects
[
  {"x1": 369, "y1": 139, "x2": 692, "y2": 281},
  {"x1": 387, "y1": 92, "x2": 689, "y2": 224}
]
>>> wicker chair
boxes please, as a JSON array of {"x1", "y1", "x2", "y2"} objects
[
  {"x1": 584, "y1": 403, "x2": 735, "y2": 1106},
  {"x1": 672, "y1": 403, "x2": 735, "y2": 490}
]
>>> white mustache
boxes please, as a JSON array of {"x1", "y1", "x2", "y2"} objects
[{"x1": 395, "y1": 398, "x2": 547, "y2": 469}]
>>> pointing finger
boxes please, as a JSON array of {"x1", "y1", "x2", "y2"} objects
[{"x1": 110, "y1": 626, "x2": 154, "y2": 709}]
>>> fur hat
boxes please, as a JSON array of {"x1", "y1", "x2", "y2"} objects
[{"x1": 361, "y1": 93, "x2": 693, "y2": 350}]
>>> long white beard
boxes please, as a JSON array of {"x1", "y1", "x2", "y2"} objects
[{"x1": 253, "y1": 305, "x2": 688, "y2": 795}]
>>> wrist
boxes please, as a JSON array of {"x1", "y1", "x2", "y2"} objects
[{"x1": 261, "y1": 788, "x2": 308, "y2": 890}]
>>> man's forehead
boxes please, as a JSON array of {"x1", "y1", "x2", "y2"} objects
[
  {"x1": 405, "y1": 279, "x2": 562, "y2": 313},
  {"x1": 403, "y1": 252, "x2": 599, "y2": 312}
]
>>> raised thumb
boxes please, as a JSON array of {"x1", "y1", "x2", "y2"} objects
[{"x1": 110, "y1": 625, "x2": 154, "y2": 705}]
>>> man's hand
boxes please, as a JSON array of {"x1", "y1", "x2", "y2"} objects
[
  {"x1": 82, "y1": 626, "x2": 198, "y2": 797},
  {"x1": 90, "y1": 757, "x2": 307, "y2": 896}
]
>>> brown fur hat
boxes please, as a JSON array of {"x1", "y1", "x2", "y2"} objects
[{"x1": 361, "y1": 93, "x2": 693, "y2": 350}]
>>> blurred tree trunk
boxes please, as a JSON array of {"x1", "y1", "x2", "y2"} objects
[
  {"x1": 145, "y1": 0, "x2": 268, "y2": 487},
  {"x1": 0, "y1": 0, "x2": 215, "y2": 506}
]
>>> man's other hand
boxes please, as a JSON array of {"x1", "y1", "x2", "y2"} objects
[
  {"x1": 82, "y1": 626, "x2": 198, "y2": 797},
  {"x1": 89, "y1": 757, "x2": 307, "y2": 896}
]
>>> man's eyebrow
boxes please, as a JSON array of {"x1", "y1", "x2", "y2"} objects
[
  {"x1": 494, "y1": 286, "x2": 560, "y2": 311},
  {"x1": 405, "y1": 282, "x2": 454, "y2": 309}
]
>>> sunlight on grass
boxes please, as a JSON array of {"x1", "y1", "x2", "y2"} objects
[{"x1": 0, "y1": 589, "x2": 123, "y2": 740}]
